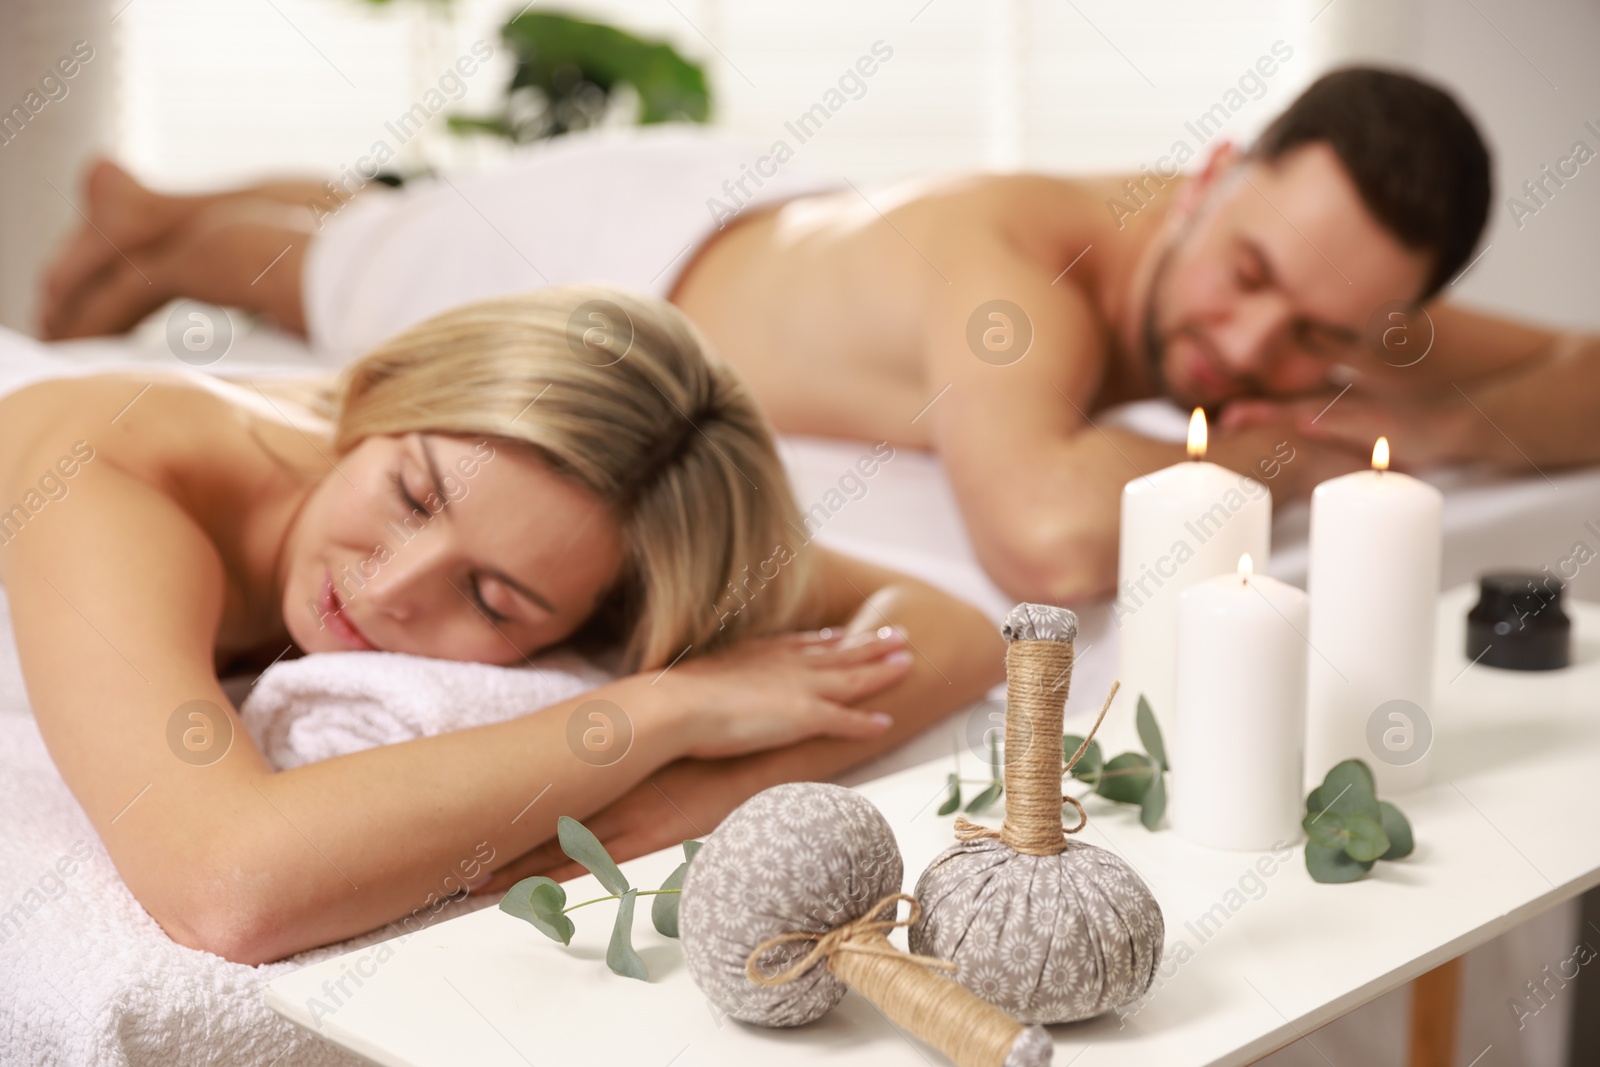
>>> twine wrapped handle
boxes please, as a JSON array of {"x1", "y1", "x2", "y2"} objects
[
  {"x1": 745, "y1": 892, "x2": 1049, "y2": 1067},
  {"x1": 952, "y1": 602, "x2": 1121, "y2": 855},
  {"x1": 745, "y1": 892, "x2": 956, "y2": 986}
]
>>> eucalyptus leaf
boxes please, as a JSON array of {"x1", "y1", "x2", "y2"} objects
[
  {"x1": 1305, "y1": 784, "x2": 1327, "y2": 814},
  {"x1": 1301, "y1": 810, "x2": 1347, "y2": 850},
  {"x1": 937, "y1": 772, "x2": 961, "y2": 816},
  {"x1": 1378, "y1": 801, "x2": 1414, "y2": 860},
  {"x1": 557, "y1": 815, "x2": 630, "y2": 895},
  {"x1": 1096, "y1": 753, "x2": 1155, "y2": 804},
  {"x1": 1136, "y1": 695, "x2": 1168, "y2": 771},
  {"x1": 1341, "y1": 812, "x2": 1391, "y2": 862},
  {"x1": 1305, "y1": 840, "x2": 1374, "y2": 883},
  {"x1": 965, "y1": 782, "x2": 1003, "y2": 815},
  {"x1": 682, "y1": 839, "x2": 702, "y2": 862},
  {"x1": 499, "y1": 876, "x2": 575, "y2": 945},
  {"x1": 651, "y1": 862, "x2": 688, "y2": 938},
  {"x1": 1319, "y1": 760, "x2": 1381, "y2": 822},
  {"x1": 1063, "y1": 735, "x2": 1103, "y2": 782},
  {"x1": 606, "y1": 888, "x2": 649, "y2": 980},
  {"x1": 1139, "y1": 770, "x2": 1166, "y2": 830}
]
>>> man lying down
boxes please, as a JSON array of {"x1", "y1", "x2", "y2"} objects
[{"x1": 39, "y1": 65, "x2": 1600, "y2": 606}]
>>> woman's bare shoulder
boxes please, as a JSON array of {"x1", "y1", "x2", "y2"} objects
[{"x1": 0, "y1": 369, "x2": 328, "y2": 493}]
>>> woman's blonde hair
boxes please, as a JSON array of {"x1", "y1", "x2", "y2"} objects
[{"x1": 327, "y1": 285, "x2": 816, "y2": 672}]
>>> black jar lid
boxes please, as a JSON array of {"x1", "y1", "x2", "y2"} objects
[{"x1": 1466, "y1": 571, "x2": 1571, "y2": 671}]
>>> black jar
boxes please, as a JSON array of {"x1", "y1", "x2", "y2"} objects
[{"x1": 1466, "y1": 572, "x2": 1571, "y2": 671}]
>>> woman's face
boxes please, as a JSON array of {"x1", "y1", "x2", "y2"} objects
[{"x1": 281, "y1": 433, "x2": 625, "y2": 665}]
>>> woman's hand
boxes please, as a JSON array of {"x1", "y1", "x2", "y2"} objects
[
  {"x1": 664, "y1": 626, "x2": 913, "y2": 759},
  {"x1": 470, "y1": 550, "x2": 1005, "y2": 898}
]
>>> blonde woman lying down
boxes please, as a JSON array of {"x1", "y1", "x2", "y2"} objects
[{"x1": 0, "y1": 286, "x2": 1004, "y2": 965}]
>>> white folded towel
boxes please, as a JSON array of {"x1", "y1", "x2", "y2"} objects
[
  {"x1": 0, "y1": 586, "x2": 616, "y2": 1066},
  {"x1": 237, "y1": 647, "x2": 616, "y2": 771}
]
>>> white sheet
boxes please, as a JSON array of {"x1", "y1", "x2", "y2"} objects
[{"x1": 301, "y1": 125, "x2": 841, "y2": 364}]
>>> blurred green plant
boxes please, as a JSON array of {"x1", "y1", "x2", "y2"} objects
[
  {"x1": 446, "y1": 10, "x2": 711, "y2": 142},
  {"x1": 499, "y1": 815, "x2": 700, "y2": 980}
]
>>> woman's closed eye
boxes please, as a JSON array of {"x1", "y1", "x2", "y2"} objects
[
  {"x1": 391, "y1": 469, "x2": 433, "y2": 519},
  {"x1": 391, "y1": 465, "x2": 517, "y2": 626},
  {"x1": 470, "y1": 573, "x2": 512, "y2": 623}
]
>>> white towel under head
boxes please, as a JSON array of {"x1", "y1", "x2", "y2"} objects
[{"x1": 237, "y1": 647, "x2": 614, "y2": 770}]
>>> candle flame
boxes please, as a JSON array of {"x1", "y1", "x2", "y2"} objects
[
  {"x1": 1238, "y1": 553, "x2": 1253, "y2": 579},
  {"x1": 1187, "y1": 408, "x2": 1208, "y2": 460},
  {"x1": 1372, "y1": 437, "x2": 1390, "y2": 471}
]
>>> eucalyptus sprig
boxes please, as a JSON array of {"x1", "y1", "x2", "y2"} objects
[
  {"x1": 1065, "y1": 694, "x2": 1170, "y2": 830},
  {"x1": 498, "y1": 815, "x2": 701, "y2": 980},
  {"x1": 940, "y1": 693, "x2": 1171, "y2": 830},
  {"x1": 937, "y1": 725, "x2": 1005, "y2": 817},
  {"x1": 1303, "y1": 759, "x2": 1413, "y2": 883}
]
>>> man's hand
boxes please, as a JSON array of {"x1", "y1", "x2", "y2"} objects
[
  {"x1": 1205, "y1": 418, "x2": 1370, "y2": 501},
  {"x1": 469, "y1": 757, "x2": 754, "y2": 893},
  {"x1": 1218, "y1": 387, "x2": 1474, "y2": 472}
]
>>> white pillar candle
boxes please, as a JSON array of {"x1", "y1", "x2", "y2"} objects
[
  {"x1": 1172, "y1": 554, "x2": 1309, "y2": 851},
  {"x1": 1116, "y1": 410, "x2": 1272, "y2": 744},
  {"x1": 1305, "y1": 438, "x2": 1443, "y2": 795}
]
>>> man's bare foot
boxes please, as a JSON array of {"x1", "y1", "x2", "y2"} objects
[
  {"x1": 36, "y1": 159, "x2": 199, "y2": 339},
  {"x1": 37, "y1": 160, "x2": 318, "y2": 341}
]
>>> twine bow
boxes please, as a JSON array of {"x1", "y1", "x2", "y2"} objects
[
  {"x1": 745, "y1": 892, "x2": 958, "y2": 986},
  {"x1": 953, "y1": 679, "x2": 1121, "y2": 846}
]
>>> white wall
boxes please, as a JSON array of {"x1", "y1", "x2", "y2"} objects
[
  {"x1": 0, "y1": 0, "x2": 118, "y2": 334},
  {"x1": 1316, "y1": 0, "x2": 1600, "y2": 331},
  {"x1": 1419, "y1": 0, "x2": 1600, "y2": 330}
]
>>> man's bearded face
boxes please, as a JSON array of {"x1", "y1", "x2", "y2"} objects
[{"x1": 1137, "y1": 145, "x2": 1432, "y2": 412}]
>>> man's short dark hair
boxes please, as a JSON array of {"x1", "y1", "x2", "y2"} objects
[{"x1": 1251, "y1": 66, "x2": 1491, "y2": 299}]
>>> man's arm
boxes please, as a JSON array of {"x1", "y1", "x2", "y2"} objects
[
  {"x1": 1457, "y1": 331, "x2": 1600, "y2": 468},
  {"x1": 1225, "y1": 302, "x2": 1600, "y2": 471},
  {"x1": 922, "y1": 249, "x2": 1363, "y2": 604}
]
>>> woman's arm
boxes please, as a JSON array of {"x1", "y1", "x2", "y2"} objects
[
  {"x1": 1, "y1": 443, "x2": 907, "y2": 964},
  {"x1": 474, "y1": 547, "x2": 1008, "y2": 888}
]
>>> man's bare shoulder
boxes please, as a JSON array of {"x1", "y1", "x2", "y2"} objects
[
  {"x1": 873, "y1": 172, "x2": 1128, "y2": 290},
  {"x1": 877, "y1": 171, "x2": 1106, "y2": 228}
]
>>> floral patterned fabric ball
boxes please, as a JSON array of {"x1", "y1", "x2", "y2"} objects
[
  {"x1": 679, "y1": 781, "x2": 905, "y2": 1027},
  {"x1": 909, "y1": 836, "x2": 1164, "y2": 1023}
]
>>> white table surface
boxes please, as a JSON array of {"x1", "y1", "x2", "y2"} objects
[{"x1": 265, "y1": 584, "x2": 1600, "y2": 1066}]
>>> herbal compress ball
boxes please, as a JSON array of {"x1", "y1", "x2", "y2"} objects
[
  {"x1": 678, "y1": 781, "x2": 1055, "y2": 1067},
  {"x1": 909, "y1": 603, "x2": 1165, "y2": 1024},
  {"x1": 679, "y1": 781, "x2": 903, "y2": 1027}
]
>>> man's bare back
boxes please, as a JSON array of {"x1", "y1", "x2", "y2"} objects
[{"x1": 673, "y1": 172, "x2": 1142, "y2": 448}]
